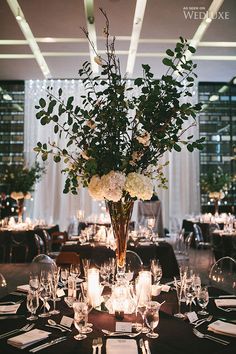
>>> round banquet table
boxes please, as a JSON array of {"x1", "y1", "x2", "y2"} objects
[
  {"x1": 62, "y1": 240, "x2": 179, "y2": 278},
  {"x1": 0, "y1": 283, "x2": 236, "y2": 354}
]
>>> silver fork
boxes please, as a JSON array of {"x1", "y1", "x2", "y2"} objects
[
  {"x1": 102, "y1": 329, "x2": 141, "y2": 337},
  {"x1": 193, "y1": 328, "x2": 229, "y2": 345},
  {"x1": 193, "y1": 315, "x2": 213, "y2": 327},
  {"x1": 92, "y1": 338, "x2": 98, "y2": 354},
  {"x1": 0, "y1": 323, "x2": 35, "y2": 340},
  {"x1": 97, "y1": 337, "x2": 103, "y2": 354}
]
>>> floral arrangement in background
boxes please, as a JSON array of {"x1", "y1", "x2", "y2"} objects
[
  {"x1": 0, "y1": 162, "x2": 45, "y2": 200},
  {"x1": 201, "y1": 166, "x2": 234, "y2": 200},
  {"x1": 34, "y1": 9, "x2": 204, "y2": 202}
]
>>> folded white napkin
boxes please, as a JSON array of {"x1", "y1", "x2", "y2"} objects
[
  {"x1": 208, "y1": 320, "x2": 236, "y2": 337},
  {"x1": 215, "y1": 299, "x2": 236, "y2": 307},
  {"x1": 106, "y1": 339, "x2": 138, "y2": 354},
  {"x1": 65, "y1": 241, "x2": 78, "y2": 245},
  {"x1": 138, "y1": 241, "x2": 151, "y2": 246},
  {"x1": 7, "y1": 329, "x2": 51, "y2": 349},
  {"x1": 0, "y1": 303, "x2": 21, "y2": 314},
  {"x1": 16, "y1": 284, "x2": 30, "y2": 293}
]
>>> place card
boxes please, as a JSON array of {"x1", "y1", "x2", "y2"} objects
[
  {"x1": 186, "y1": 311, "x2": 198, "y2": 323},
  {"x1": 57, "y1": 288, "x2": 65, "y2": 297},
  {"x1": 161, "y1": 284, "x2": 170, "y2": 292},
  {"x1": 115, "y1": 322, "x2": 132, "y2": 333},
  {"x1": 60, "y1": 315, "x2": 73, "y2": 328}
]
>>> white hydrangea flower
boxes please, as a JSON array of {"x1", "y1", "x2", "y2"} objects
[
  {"x1": 88, "y1": 175, "x2": 104, "y2": 200},
  {"x1": 125, "y1": 172, "x2": 153, "y2": 200},
  {"x1": 101, "y1": 171, "x2": 126, "y2": 202}
]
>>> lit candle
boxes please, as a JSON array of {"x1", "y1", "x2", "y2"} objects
[
  {"x1": 87, "y1": 268, "x2": 101, "y2": 307},
  {"x1": 136, "y1": 271, "x2": 152, "y2": 305}
]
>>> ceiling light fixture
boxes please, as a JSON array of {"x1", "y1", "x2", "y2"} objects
[
  {"x1": 6, "y1": 0, "x2": 51, "y2": 78},
  {"x1": 15, "y1": 7, "x2": 22, "y2": 21},
  {"x1": 126, "y1": 0, "x2": 147, "y2": 77}
]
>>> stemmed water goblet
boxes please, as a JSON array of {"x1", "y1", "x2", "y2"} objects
[
  {"x1": 100, "y1": 263, "x2": 110, "y2": 286},
  {"x1": 79, "y1": 282, "x2": 93, "y2": 333},
  {"x1": 144, "y1": 301, "x2": 160, "y2": 338},
  {"x1": 39, "y1": 272, "x2": 51, "y2": 318},
  {"x1": 26, "y1": 291, "x2": 39, "y2": 321},
  {"x1": 197, "y1": 286, "x2": 209, "y2": 315},
  {"x1": 73, "y1": 301, "x2": 88, "y2": 341}
]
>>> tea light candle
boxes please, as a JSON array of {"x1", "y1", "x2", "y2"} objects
[{"x1": 87, "y1": 268, "x2": 101, "y2": 307}]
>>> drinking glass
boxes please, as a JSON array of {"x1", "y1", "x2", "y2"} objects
[
  {"x1": 100, "y1": 263, "x2": 110, "y2": 286},
  {"x1": 197, "y1": 287, "x2": 209, "y2": 315},
  {"x1": 60, "y1": 267, "x2": 69, "y2": 289},
  {"x1": 138, "y1": 302, "x2": 149, "y2": 333},
  {"x1": 73, "y1": 301, "x2": 88, "y2": 340},
  {"x1": 144, "y1": 301, "x2": 160, "y2": 338},
  {"x1": 70, "y1": 263, "x2": 81, "y2": 280},
  {"x1": 80, "y1": 282, "x2": 93, "y2": 331},
  {"x1": 82, "y1": 258, "x2": 90, "y2": 280},
  {"x1": 26, "y1": 291, "x2": 39, "y2": 321},
  {"x1": 150, "y1": 259, "x2": 162, "y2": 284},
  {"x1": 49, "y1": 277, "x2": 60, "y2": 315},
  {"x1": 174, "y1": 277, "x2": 185, "y2": 319},
  {"x1": 185, "y1": 280, "x2": 196, "y2": 312},
  {"x1": 39, "y1": 272, "x2": 51, "y2": 318},
  {"x1": 29, "y1": 273, "x2": 39, "y2": 292}
]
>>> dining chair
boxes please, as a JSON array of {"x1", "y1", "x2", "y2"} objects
[
  {"x1": 209, "y1": 256, "x2": 236, "y2": 294},
  {"x1": 56, "y1": 251, "x2": 80, "y2": 266},
  {"x1": 193, "y1": 224, "x2": 211, "y2": 249},
  {"x1": 9, "y1": 234, "x2": 29, "y2": 263},
  {"x1": 126, "y1": 250, "x2": 143, "y2": 275},
  {"x1": 33, "y1": 234, "x2": 45, "y2": 255},
  {"x1": 51, "y1": 231, "x2": 68, "y2": 252}
]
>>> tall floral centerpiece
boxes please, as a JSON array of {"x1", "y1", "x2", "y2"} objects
[
  {"x1": 0, "y1": 162, "x2": 45, "y2": 222},
  {"x1": 201, "y1": 166, "x2": 233, "y2": 215},
  {"x1": 34, "y1": 9, "x2": 203, "y2": 275}
]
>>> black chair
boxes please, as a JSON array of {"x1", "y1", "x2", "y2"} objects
[
  {"x1": 126, "y1": 250, "x2": 143, "y2": 275},
  {"x1": 9, "y1": 234, "x2": 29, "y2": 263},
  {"x1": 34, "y1": 234, "x2": 45, "y2": 255},
  {"x1": 193, "y1": 224, "x2": 211, "y2": 249}
]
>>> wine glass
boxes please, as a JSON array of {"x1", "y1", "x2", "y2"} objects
[
  {"x1": 82, "y1": 258, "x2": 90, "y2": 280},
  {"x1": 192, "y1": 274, "x2": 201, "y2": 297},
  {"x1": 49, "y1": 276, "x2": 60, "y2": 315},
  {"x1": 185, "y1": 280, "x2": 196, "y2": 312},
  {"x1": 70, "y1": 263, "x2": 81, "y2": 281},
  {"x1": 144, "y1": 301, "x2": 160, "y2": 338},
  {"x1": 100, "y1": 263, "x2": 110, "y2": 286},
  {"x1": 174, "y1": 277, "x2": 185, "y2": 319},
  {"x1": 29, "y1": 273, "x2": 39, "y2": 291},
  {"x1": 80, "y1": 282, "x2": 93, "y2": 332},
  {"x1": 26, "y1": 291, "x2": 39, "y2": 321},
  {"x1": 197, "y1": 287, "x2": 209, "y2": 315},
  {"x1": 39, "y1": 272, "x2": 51, "y2": 318},
  {"x1": 60, "y1": 267, "x2": 69, "y2": 289},
  {"x1": 151, "y1": 259, "x2": 162, "y2": 284},
  {"x1": 73, "y1": 301, "x2": 88, "y2": 341}
]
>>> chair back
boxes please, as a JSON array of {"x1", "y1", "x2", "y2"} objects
[
  {"x1": 209, "y1": 256, "x2": 236, "y2": 294},
  {"x1": 34, "y1": 234, "x2": 45, "y2": 255},
  {"x1": 193, "y1": 224, "x2": 204, "y2": 246},
  {"x1": 126, "y1": 250, "x2": 143, "y2": 275},
  {"x1": 42, "y1": 230, "x2": 52, "y2": 253},
  {"x1": 56, "y1": 251, "x2": 80, "y2": 266}
]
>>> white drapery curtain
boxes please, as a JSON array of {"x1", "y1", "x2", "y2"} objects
[{"x1": 24, "y1": 79, "x2": 200, "y2": 231}]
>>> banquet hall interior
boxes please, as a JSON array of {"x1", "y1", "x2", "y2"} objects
[{"x1": 0, "y1": 0, "x2": 236, "y2": 353}]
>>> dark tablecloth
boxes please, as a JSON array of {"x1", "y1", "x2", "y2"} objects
[
  {"x1": 0, "y1": 225, "x2": 59, "y2": 262},
  {"x1": 62, "y1": 241, "x2": 179, "y2": 278},
  {"x1": 0, "y1": 282, "x2": 235, "y2": 354}
]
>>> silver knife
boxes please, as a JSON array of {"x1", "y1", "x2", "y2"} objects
[
  {"x1": 144, "y1": 340, "x2": 151, "y2": 354},
  {"x1": 29, "y1": 336, "x2": 67, "y2": 352}
]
